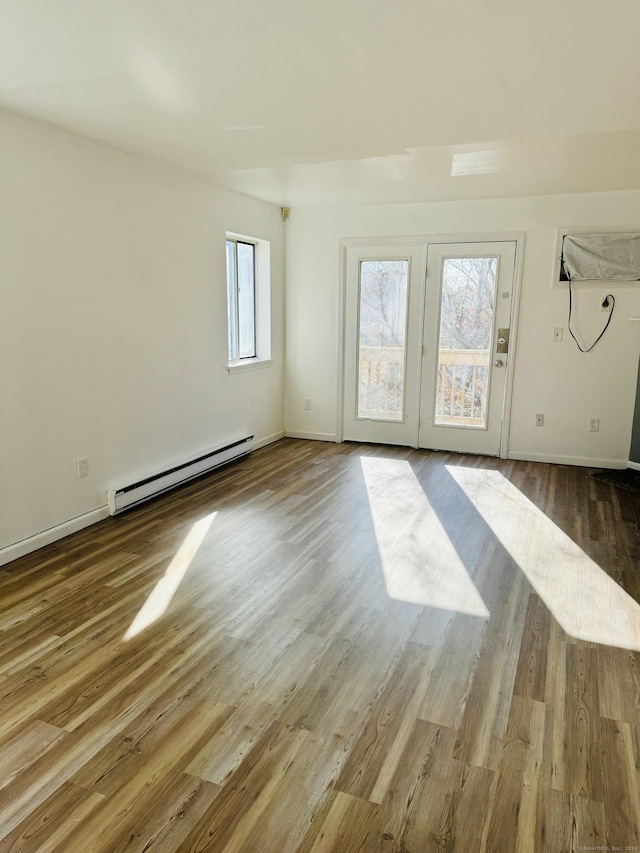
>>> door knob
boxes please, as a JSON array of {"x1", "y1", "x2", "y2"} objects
[{"x1": 494, "y1": 359, "x2": 504, "y2": 367}]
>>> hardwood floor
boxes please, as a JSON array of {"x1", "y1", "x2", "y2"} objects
[{"x1": 1, "y1": 438, "x2": 639, "y2": 852}]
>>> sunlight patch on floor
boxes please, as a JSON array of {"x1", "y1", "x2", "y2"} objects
[
  {"x1": 361, "y1": 457, "x2": 489, "y2": 616},
  {"x1": 447, "y1": 466, "x2": 640, "y2": 651},
  {"x1": 123, "y1": 512, "x2": 216, "y2": 641}
]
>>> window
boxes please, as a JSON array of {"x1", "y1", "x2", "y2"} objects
[
  {"x1": 226, "y1": 238, "x2": 256, "y2": 360},
  {"x1": 225, "y1": 232, "x2": 271, "y2": 372}
]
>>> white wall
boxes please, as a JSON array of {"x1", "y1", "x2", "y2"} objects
[
  {"x1": 0, "y1": 110, "x2": 284, "y2": 554},
  {"x1": 284, "y1": 193, "x2": 640, "y2": 466}
]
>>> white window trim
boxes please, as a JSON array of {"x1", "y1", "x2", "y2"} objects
[
  {"x1": 226, "y1": 231, "x2": 271, "y2": 373},
  {"x1": 227, "y1": 357, "x2": 273, "y2": 374}
]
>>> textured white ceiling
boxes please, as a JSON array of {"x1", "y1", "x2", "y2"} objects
[{"x1": 1, "y1": 0, "x2": 639, "y2": 206}]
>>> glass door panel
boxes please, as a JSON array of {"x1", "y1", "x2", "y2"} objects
[
  {"x1": 357, "y1": 260, "x2": 409, "y2": 422},
  {"x1": 435, "y1": 257, "x2": 497, "y2": 429}
]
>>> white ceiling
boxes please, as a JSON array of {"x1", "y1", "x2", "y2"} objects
[{"x1": 2, "y1": 0, "x2": 639, "y2": 206}]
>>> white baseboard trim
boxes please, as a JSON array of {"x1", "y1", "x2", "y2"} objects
[
  {"x1": 285, "y1": 430, "x2": 339, "y2": 443},
  {"x1": 253, "y1": 430, "x2": 286, "y2": 450},
  {"x1": 628, "y1": 460, "x2": 640, "y2": 472},
  {"x1": 0, "y1": 506, "x2": 110, "y2": 568},
  {"x1": 507, "y1": 450, "x2": 627, "y2": 469}
]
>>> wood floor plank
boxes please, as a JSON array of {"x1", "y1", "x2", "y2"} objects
[
  {"x1": 379, "y1": 717, "x2": 494, "y2": 853},
  {"x1": 416, "y1": 610, "x2": 488, "y2": 728},
  {"x1": 305, "y1": 791, "x2": 382, "y2": 853},
  {"x1": 105, "y1": 773, "x2": 222, "y2": 853},
  {"x1": 0, "y1": 439, "x2": 638, "y2": 851},
  {"x1": 74, "y1": 694, "x2": 232, "y2": 798},
  {"x1": 404, "y1": 759, "x2": 496, "y2": 853},
  {"x1": 0, "y1": 632, "x2": 65, "y2": 680},
  {"x1": 70, "y1": 637, "x2": 239, "y2": 795},
  {"x1": 0, "y1": 629, "x2": 236, "y2": 840},
  {"x1": 535, "y1": 788, "x2": 607, "y2": 853},
  {"x1": 563, "y1": 644, "x2": 605, "y2": 802},
  {"x1": 597, "y1": 645, "x2": 640, "y2": 724},
  {"x1": 0, "y1": 783, "x2": 104, "y2": 853},
  {"x1": 0, "y1": 720, "x2": 66, "y2": 794},
  {"x1": 513, "y1": 593, "x2": 552, "y2": 702},
  {"x1": 335, "y1": 641, "x2": 439, "y2": 801},
  {"x1": 231, "y1": 727, "x2": 360, "y2": 853},
  {"x1": 453, "y1": 558, "x2": 529, "y2": 771},
  {"x1": 186, "y1": 701, "x2": 277, "y2": 786},
  {"x1": 46, "y1": 699, "x2": 234, "y2": 853},
  {"x1": 599, "y1": 716, "x2": 640, "y2": 849},
  {"x1": 276, "y1": 636, "x2": 367, "y2": 736},
  {"x1": 485, "y1": 694, "x2": 546, "y2": 853},
  {"x1": 409, "y1": 603, "x2": 456, "y2": 647},
  {"x1": 545, "y1": 619, "x2": 569, "y2": 794},
  {"x1": 40, "y1": 607, "x2": 217, "y2": 732},
  {"x1": 367, "y1": 643, "x2": 441, "y2": 805},
  {"x1": 179, "y1": 722, "x2": 309, "y2": 853}
]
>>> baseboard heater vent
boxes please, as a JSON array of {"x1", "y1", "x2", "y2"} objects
[{"x1": 107, "y1": 435, "x2": 254, "y2": 516}]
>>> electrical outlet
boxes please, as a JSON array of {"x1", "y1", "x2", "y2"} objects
[
  {"x1": 536, "y1": 413, "x2": 544, "y2": 427},
  {"x1": 588, "y1": 418, "x2": 600, "y2": 432},
  {"x1": 304, "y1": 398, "x2": 311, "y2": 411},
  {"x1": 77, "y1": 457, "x2": 89, "y2": 478},
  {"x1": 552, "y1": 327, "x2": 563, "y2": 342}
]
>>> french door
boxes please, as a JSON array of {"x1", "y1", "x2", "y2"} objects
[
  {"x1": 343, "y1": 244, "x2": 426, "y2": 445},
  {"x1": 343, "y1": 240, "x2": 516, "y2": 456},
  {"x1": 418, "y1": 242, "x2": 515, "y2": 455}
]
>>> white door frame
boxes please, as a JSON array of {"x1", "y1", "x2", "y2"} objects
[{"x1": 337, "y1": 232, "x2": 526, "y2": 458}]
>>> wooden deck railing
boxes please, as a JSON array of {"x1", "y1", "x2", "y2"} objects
[
  {"x1": 358, "y1": 346, "x2": 405, "y2": 420},
  {"x1": 358, "y1": 346, "x2": 490, "y2": 425},
  {"x1": 436, "y1": 348, "x2": 489, "y2": 426}
]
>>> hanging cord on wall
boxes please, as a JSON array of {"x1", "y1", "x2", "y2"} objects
[{"x1": 567, "y1": 275, "x2": 615, "y2": 353}]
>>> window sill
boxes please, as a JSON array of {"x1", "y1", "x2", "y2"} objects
[{"x1": 227, "y1": 358, "x2": 273, "y2": 375}]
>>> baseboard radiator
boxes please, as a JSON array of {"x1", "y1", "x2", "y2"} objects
[{"x1": 107, "y1": 435, "x2": 254, "y2": 516}]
